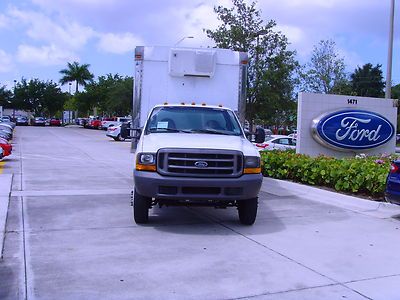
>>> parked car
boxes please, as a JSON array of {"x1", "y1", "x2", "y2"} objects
[
  {"x1": 0, "y1": 147, "x2": 3, "y2": 160},
  {"x1": 32, "y1": 117, "x2": 46, "y2": 126},
  {"x1": 0, "y1": 129, "x2": 11, "y2": 141},
  {"x1": 106, "y1": 121, "x2": 131, "y2": 141},
  {"x1": 16, "y1": 116, "x2": 29, "y2": 126},
  {"x1": 0, "y1": 124, "x2": 13, "y2": 138},
  {"x1": 100, "y1": 117, "x2": 130, "y2": 130},
  {"x1": 254, "y1": 135, "x2": 296, "y2": 151},
  {"x1": 0, "y1": 138, "x2": 12, "y2": 156},
  {"x1": 49, "y1": 118, "x2": 62, "y2": 126},
  {"x1": 385, "y1": 160, "x2": 400, "y2": 205},
  {"x1": 1, "y1": 116, "x2": 15, "y2": 127},
  {"x1": 77, "y1": 118, "x2": 88, "y2": 127},
  {"x1": 0, "y1": 119, "x2": 16, "y2": 128},
  {"x1": 84, "y1": 117, "x2": 101, "y2": 129},
  {"x1": 0, "y1": 122, "x2": 13, "y2": 131}
]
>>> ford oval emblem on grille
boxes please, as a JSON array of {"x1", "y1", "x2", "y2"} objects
[
  {"x1": 194, "y1": 161, "x2": 208, "y2": 168},
  {"x1": 312, "y1": 109, "x2": 395, "y2": 151}
]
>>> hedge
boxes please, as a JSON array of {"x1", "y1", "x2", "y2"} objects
[{"x1": 261, "y1": 150, "x2": 393, "y2": 198}]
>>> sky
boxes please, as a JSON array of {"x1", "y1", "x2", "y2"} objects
[{"x1": 0, "y1": 0, "x2": 398, "y2": 92}]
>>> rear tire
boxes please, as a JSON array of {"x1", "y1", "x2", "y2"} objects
[
  {"x1": 237, "y1": 198, "x2": 258, "y2": 225},
  {"x1": 117, "y1": 134, "x2": 125, "y2": 141},
  {"x1": 133, "y1": 189, "x2": 151, "y2": 224}
]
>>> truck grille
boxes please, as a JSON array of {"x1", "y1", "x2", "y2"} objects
[{"x1": 157, "y1": 148, "x2": 243, "y2": 178}]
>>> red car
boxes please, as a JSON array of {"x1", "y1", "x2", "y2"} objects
[
  {"x1": 50, "y1": 118, "x2": 62, "y2": 126},
  {"x1": 86, "y1": 117, "x2": 101, "y2": 129},
  {"x1": 0, "y1": 138, "x2": 12, "y2": 156}
]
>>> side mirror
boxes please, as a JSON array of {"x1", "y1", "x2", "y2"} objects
[
  {"x1": 130, "y1": 127, "x2": 142, "y2": 140},
  {"x1": 254, "y1": 127, "x2": 265, "y2": 143}
]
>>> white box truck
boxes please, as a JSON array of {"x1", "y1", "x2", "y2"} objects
[{"x1": 131, "y1": 46, "x2": 265, "y2": 225}]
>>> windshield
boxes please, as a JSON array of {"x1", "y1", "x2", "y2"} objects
[{"x1": 145, "y1": 106, "x2": 243, "y2": 136}]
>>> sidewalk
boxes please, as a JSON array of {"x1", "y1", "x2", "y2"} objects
[
  {"x1": 0, "y1": 174, "x2": 12, "y2": 258},
  {"x1": 262, "y1": 177, "x2": 400, "y2": 219}
]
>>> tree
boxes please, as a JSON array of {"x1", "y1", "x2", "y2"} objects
[
  {"x1": 391, "y1": 84, "x2": 400, "y2": 100},
  {"x1": 350, "y1": 63, "x2": 385, "y2": 98},
  {"x1": 303, "y1": 39, "x2": 347, "y2": 94},
  {"x1": 205, "y1": 0, "x2": 299, "y2": 127},
  {"x1": 0, "y1": 85, "x2": 12, "y2": 108},
  {"x1": 59, "y1": 62, "x2": 94, "y2": 93},
  {"x1": 13, "y1": 79, "x2": 67, "y2": 116},
  {"x1": 74, "y1": 74, "x2": 133, "y2": 116}
]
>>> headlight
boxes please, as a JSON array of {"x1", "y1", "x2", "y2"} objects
[
  {"x1": 136, "y1": 153, "x2": 156, "y2": 171},
  {"x1": 138, "y1": 153, "x2": 156, "y2": 165},
  {"x1": 244, "y1": 156, "x2": 261, "y2": 174}
]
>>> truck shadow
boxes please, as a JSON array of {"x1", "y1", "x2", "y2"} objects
[{"x1": 145, "y1": 197, "x2": 286, "y2": 236}]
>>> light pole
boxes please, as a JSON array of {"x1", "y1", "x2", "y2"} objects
[
  {"x1": 68, "y1": 82, "x2": 72, "y2": 94},
  {"x1": 386, "y1": 0, "x2": 395, "y2": 99},
  {"x1": 174, "y1": 36, "x2": 194, "y2": 46}
]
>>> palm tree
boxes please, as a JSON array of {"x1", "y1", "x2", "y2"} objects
[{"x1": 59, "y1": 62, "x2": 94, "y2": 94}]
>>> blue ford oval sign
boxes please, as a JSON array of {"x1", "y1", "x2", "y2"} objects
[{"x1": 312, "y1": 109, "x2": 395, "y2": 150}]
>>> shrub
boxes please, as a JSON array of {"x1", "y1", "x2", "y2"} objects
[{"x1": 261, "y1": 150, "x2": 393, "y2": 198}]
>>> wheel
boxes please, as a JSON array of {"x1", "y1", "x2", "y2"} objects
[
  {"x1": 133, "y1": 189, "x2": 151, "y2": 224},
  {"x1": 237, "y1": 198, "x2": 258, "y2": 225},
  {"x1": 117, "y1": 134, "x2": 125, "y2": 141}
]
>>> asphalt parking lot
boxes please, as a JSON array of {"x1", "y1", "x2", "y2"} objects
[{"x1": 1, "y1": 126, "x2": 400, "y2": 300}]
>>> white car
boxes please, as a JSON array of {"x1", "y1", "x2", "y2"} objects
[
  {"x1": 106, "y1": 121, "x2": 131, "y2": 141},
  {"x1": 100, "y1": 117, "x2": 130, "y2": 130},
  {"x1": 254, "y1": 135, "x2": 296, "y2": 151}
]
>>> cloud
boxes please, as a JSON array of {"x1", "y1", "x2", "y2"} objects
[
  {"x1": 8, "y1": 7, "x2": 95, "y2": 51},
  {"x1": 16, "y1": 44, "x2": 78, "y2": 66},
  {"x1": 97, "y1": 32, "x2": 143, "y2": 54},
  {"x1": 0, "y1": 14, "x2": 10, "y2": 29},
  {"x1": 0, "y1": 49, "x2": 13, "y2": 72}
]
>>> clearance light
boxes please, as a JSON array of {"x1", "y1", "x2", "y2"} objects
[
  {"x1": 164, "y1": 102, "x2": 168, "y2": 105},
  {"x1": 241, "y1": 60, "x2": 248, "y2": 65},
  {"x1": 201, "y1": 103, "x2": 206, "y2": 106},
  {"x1": 244, "y1": 167, "x2": 261, "y2": 174},
  {"x1": 181, "y1": 102, "x2": 185, "y2": 105},
  {"x1": 218, "y1": 104, "x2": 223, "y2": 107},
  {"x1": 191, "y1": 102, "x2": 196, "y2": 105},
  {"x1": 136, "y1": 164, "x2": 156, "y2": 172}
]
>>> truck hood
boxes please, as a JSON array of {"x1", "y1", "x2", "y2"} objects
[{"x1": 139, "y1": 133, "x2": 259, "y2": 156}]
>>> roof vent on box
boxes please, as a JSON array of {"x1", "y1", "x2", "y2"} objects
[{"x1": 169, "y1": 48, "x2": 216, "y2": 78}]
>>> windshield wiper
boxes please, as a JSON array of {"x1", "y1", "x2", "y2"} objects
[{"x1": 189, "y1": 129, "x2": 236, "y2": 136}]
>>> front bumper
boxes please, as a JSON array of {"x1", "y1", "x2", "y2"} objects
[
  {"x1": 106, "y1": 132, "x2": 118, "y2": 138},
  {"x1": 134, "y1": 170, "x2": 263, "y2": 201}
]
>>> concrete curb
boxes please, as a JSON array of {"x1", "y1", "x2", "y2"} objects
[
  {"x1": 0, "y1": 174, "x2": 13, "y2": 258},
  {"x1": 261, "y1": 177, "x2": 400, "y2": 219}
]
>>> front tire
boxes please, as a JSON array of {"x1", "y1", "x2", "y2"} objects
[
  {"x1": 117, "y1": 134, "x2": 125, "y2": 141},
  {"x1": 133, "y1": 189, "x2": 151, "y2": 224},
  {"x1": 237, "y1": 198, "x2": 258, "y2": 225}
]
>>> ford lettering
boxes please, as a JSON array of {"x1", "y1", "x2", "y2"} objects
[{"x1": 312, "y1": 109, "x2": 395, "y2": 150}]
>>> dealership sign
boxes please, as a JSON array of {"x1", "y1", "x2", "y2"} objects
[{"x1": 312, "y1": 109, "x2": 395, "y2": 150}]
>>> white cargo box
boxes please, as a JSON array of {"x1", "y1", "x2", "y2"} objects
[{"x1": 133, "y1": 46, "x2": 248, "y2": 128}]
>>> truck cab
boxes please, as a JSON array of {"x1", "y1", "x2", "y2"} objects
[{"x1": 131, "y1": 46, "x2": 264, "y2": 225}]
